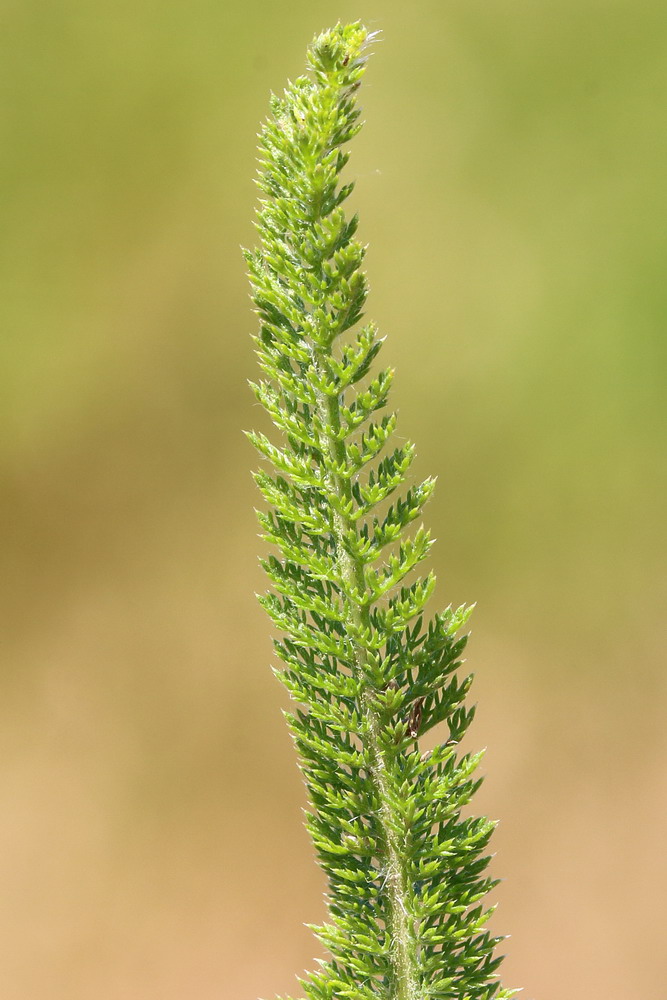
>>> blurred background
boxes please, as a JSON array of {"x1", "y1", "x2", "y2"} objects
[{"x1": 1, "y1": 0, "x2": 665, "y2": 997}]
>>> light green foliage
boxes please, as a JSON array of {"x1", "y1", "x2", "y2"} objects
[{"x1": 246, "y1": 22, "x2": 516, "y2": 1000}]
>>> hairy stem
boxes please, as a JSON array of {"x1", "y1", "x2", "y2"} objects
[{"x1": 313, "y1": 355, "x2": 420, "y2": 1000}]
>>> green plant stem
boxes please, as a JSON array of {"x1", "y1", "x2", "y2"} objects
[
  {"x1": 313, "y1": 348, "x2": 420, "y2": 1000},
  {"x1": 248, "y1": 23, "x2": 516, "y2": 1000}
]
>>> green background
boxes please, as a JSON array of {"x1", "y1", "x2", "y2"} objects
[{"x1": 1, "y1": 1, "x2": 665, "y2": 998}]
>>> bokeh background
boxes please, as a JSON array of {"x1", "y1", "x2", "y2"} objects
[{"x1": 1, "y1": 0, "x2": 665, "y2": 997}]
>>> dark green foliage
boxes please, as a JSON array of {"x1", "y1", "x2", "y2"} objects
[{"x1": 246, "y1": 22, "x2": 516, "y2": 1000}]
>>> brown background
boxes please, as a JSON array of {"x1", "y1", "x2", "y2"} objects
[{"x1": 1, "y1": 1, "x2": 665, "y2": 997}]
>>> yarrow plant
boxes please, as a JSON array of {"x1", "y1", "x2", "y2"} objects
[{"x1": 245, "y1": 22, "x2": 518, "y2": 1000}]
